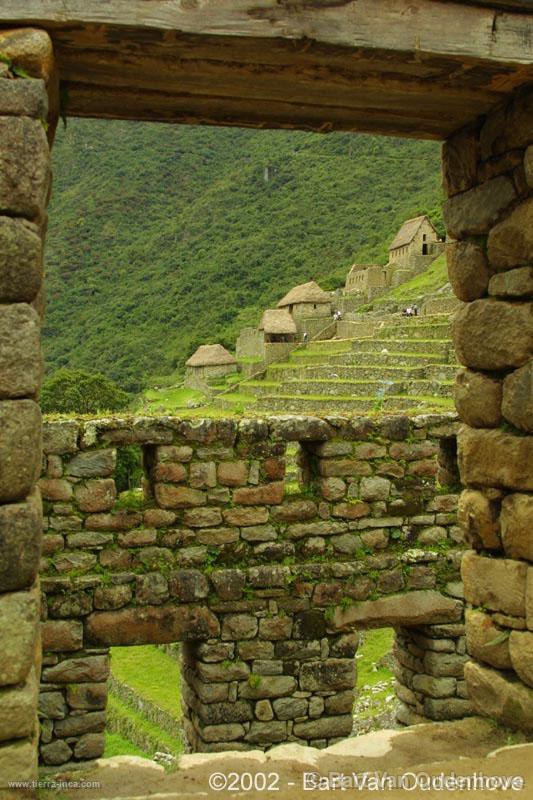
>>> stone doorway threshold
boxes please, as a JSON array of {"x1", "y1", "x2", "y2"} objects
[{"x1": 42, "y1": 718, "x2": 532, "y2": 799}]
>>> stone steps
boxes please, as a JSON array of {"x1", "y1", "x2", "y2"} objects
[
  {"x1": 267, "y1": 364, "x2": 428, "y2": 381},
  {"x1": 354, "y1": 338, "x2": 452, "y2": 357},
  {"x1": 376, "y1": 322, "x2": 451, "y2": 339},
  {"x1": 286, "y1": 350, "x2": 446, "y2": 366},
  {"x1": 252, "y1": 378, "x2": 454, "y2": 398}
]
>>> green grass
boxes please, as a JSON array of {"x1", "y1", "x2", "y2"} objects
[
  {"x1": 104, "y1": 731, "x2": 151, "y2": 759},
  {"x1": 355, "y1": 628, "x2": 396, "y2": 722},
  {"x1": 110, "y1": 645, "x2": 182, "y2": 719},
  {"x1": 360, "y1": 254, "x2": 448, "y2": 310},
  {"x1": 107, "y1": 693, "x2": 183, "y2": 756},
  {"x1": 141, "y1": 386, "x2": 206, "y2": 413}
]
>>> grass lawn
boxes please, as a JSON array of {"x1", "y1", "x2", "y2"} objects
[
  {"x1": 110, "y1": 645, "x2": 182, "y2": 719},
  {"x1": 142, "y1": 386, "x2": 206, "y2": 413},
  {"x1": 355, "y1": 628, "x2": 396, "y2": 724},
  {"x1": 103, "y1": 731, "x2": 151, "y2": 759}
]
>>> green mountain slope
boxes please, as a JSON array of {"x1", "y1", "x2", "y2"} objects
[{"x1": 45, "y1": 121, "x2": 442, "y2": 391}]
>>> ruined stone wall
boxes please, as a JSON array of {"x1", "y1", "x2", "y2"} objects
[
  {"x1": 37, "y1": 413, "x2": 468, "y2": 764},
  {"x1": 236, "y1": 328, "x2": 265, "y2": 361},
  {"x1": 0, "y1": 33, "x2": 53, "y2": 791},
  {"x1": 443, "y1": 85, "x2": 533, "y2": 731}
]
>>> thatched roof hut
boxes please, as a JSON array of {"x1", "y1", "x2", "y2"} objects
[
  {"x1": 186, "y1": 344, "x2": 236, "y2": 368},
  {"x1": 259, "y1": 309, "x2": 297, "y2": 335},
  {"x1": 277, "y1": 280, "x2": 330, "y2": 308}
]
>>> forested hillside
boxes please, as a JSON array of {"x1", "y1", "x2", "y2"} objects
[{"x1": 44, "y1": 120, "x2": 443, "y2": 391}]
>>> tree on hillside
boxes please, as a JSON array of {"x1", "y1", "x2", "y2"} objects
[{"x1": 40, "y1": 369, "x2": 130, "y2": 415}]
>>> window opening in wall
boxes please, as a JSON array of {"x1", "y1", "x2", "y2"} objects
[
  {"x1": 284, "y1": 442, "x2": 313, "y2": 496},
  {"x1": 115, "y1": 445, "x2": 145, "y2": 508},
  {"x1": 353, "y1": 627, "x2": 397, "y2": 735},
  {"x1": 106, "y1": 644, "x2": 184, "y2": 766},
  {"x1": 437, "y1": 436, "x2": 460, "y2": 490}
]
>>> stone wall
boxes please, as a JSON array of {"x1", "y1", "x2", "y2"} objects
[
  {"x1": 442, "y1": 85, "x2": 533, "y2": 731},
  {"x1": 37, "y1": 413, "x2": 468, "y2": 764},
  {"x1": 236, "y1": 328, "x2": 265, "y2": 361},
  {"x1": 0, "y1": 31, "x2": 53, "y2": 793}
]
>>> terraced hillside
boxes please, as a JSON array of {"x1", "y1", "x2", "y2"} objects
[{"x1": 211, "y1": 313, "x2": 457, "y2": 416}]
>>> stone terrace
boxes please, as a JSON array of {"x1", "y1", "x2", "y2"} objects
[
  {"x1": 37, "y1": 413, "x2": 468, "y2": 767},
  {"x1": 213, "y1": 313, "x2": 457, "y2": 415}
]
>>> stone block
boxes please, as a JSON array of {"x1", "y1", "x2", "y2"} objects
[
  {"x1": 117, "y1": 529, "x2": 156, "y2": 546},
  {"x1": 66, "y1": 531, "x2": 113, "y2": 549},
  {"x1": 42, "y1": 420, "x2": 79, "y2": 455},
  {"x1": 184, "y1": 507, "x2": 223, "y2": 528},
  {"x1": 42, "y1": 656, "x2": 109, "y2": 684},
  {"x1": 503, "y1": 361, "x2": 533, "y2": 433},
  {"x1": 74, "y1": 479, "x2": 116, "y2": 512},
  {"x1": 39, "y1": 690, "x2": 67, "y2": 720},
  {"x1": 39, "y1": 478, "x2": 72, "y2": 502},
  {"x1": 300, "y1": 659, "x2": 355, "y2": 692},
  {"x1": 66, "y1": 449, "x2": 116, "y2": 478},
  {"x1": 458, "y1": 427, "x2": 533, "y2": 491},
  {"x1": 258, "y1": 616, "x2": 293, "y2": 640},
  {"x1": 210, "y1": 569, "x2": 246, "y2": 601},
  {"x1": 233, "y1": 482, "x2": 284, "y2": 505},
  {"x1": 442, "y1": 175, "x2": 516, "y2": 239},
  {"x1": 197, "y1": 661, "x2": 250, "y2": 682},
  {"x1": 221, "y1": 614, "x2": 258, "y2": 641},
  {"x1": 501, "y1": 493, "x2": 533, "y2": 561},
  {"x1": 196, "y1": 527, "x2": 238, "y2": 546},
  {"x1": 411, "y1": 674, "x2": 456, "y2": 698},
  {"x1": 40, "y1": 739, "x2": 72, "y2": 766},
  {"x1": 487, "y1": 198, "x2": 533, "y2": 270},
  {"x1": 0, "y1": 303, "x2": 41, "y2": 399},
  {"x1": 85, "y1": 604, "x2": 219, "y2": 645},
  {"x1": 238, "y1": 641, "x2": 274, "y2": 660},
  {"x1": 0, "y1": 664, "x2": 38, "y2": 742},
  {"x1": 525, "y1": 145, "x2": 533, "y2": 189},
  {"x1": 461, "y1": 550, "x2": 527, "y2": 616},
  {"x1": 454, "y1": 369, "x2": 502, "y2": 428},
  {"x1": 218, "y1": 461, "x2": 248, "y2": 486},
  {"x1": 270, "y1": 500, "x2": 317, "y2": 522},
  {"x1": 53, "y1": 551, "x2": 97, "y2": 574},
  {"x1": 423, "y1": 697, "x2": 472, "y2": 720},
  {"x1": 196, "y1": 700, "x2": 253, "y2": 725},
  {"x1": 509, "y1": 631, "x2": 533, "y2": 688},
  {"x1": 359, "y1": 476, "x2": 391, "y2": 502},
  {"x1": 94, "y1": 584, "x2": 132, "y2": 610},
  {"x1": 465, "y1": 660, "x2": 533, "y2": 731},
  {"x1": 318, "y1": 458, "x2": 371, "y2": 478},
  {"x1": 241, "y1": 524, "x2": 277, "y2": 542},
  {"x1": 465, "y1": 609, "x2": 512, "y2": 669},
  {"x1": 74, "y1": 732, "x2": 105, "y2": 760},
  {"x1": 152, "y1": 462, "x2": 187, "y2": 483},
  {"x1": 143, "y1": 508, "x2": 176, "y2": 528},
  {"x1": 453, "y1": 299, "x2": 533, "y2": 371},
  {"x1": 54, "y1": 710, "x2": 106, "y2": 738},
  {"x1": 196, "y1": 642, "x2": 235, "y2": 662},
  {"x1": 0, "y1": 216, "x2": 42, "y2": 303},
  {"x1": 168, "y1": 569, "x2": 209, "y2": 602},
  {"x1": 319, "y1": 477, "x2": 346, "y2": 501},
  {"x1": 442, "y1": 125, "x2": 478, "y2": 196},
  {"x1": 447, "y1": 240, "x2": 491, "y2": 302},
  {"x1": 293, "y1": 715, "x2": 352, "y2": 739},
  {"x1": 239, "y1": 675, "x2": 297, "y2": 700},
  {"x1": 0, "y1": 488, "x2": 42, "y2": 592},
  {"x1": 189, "y1": 461, "x2": 217, "y2": 489},
  {"x1": 198, "y1": 722, "x2": 246, "y2": 743},
  {"x1": 324, "y1": 690, "x2": 354, "y2": 715},
  {"x1": 135, "y1": 573, "x2": 169, "y2": 605},
  {"x1": 0, "y1": 581, "x2": 40, "y2": 686},
  {"x1": 255, "y1": 699, "x2": 274, "y2": 721},
  {"x1": 489, "y1": 267, "x2": 533, "y2": 299},
  {"x1": 47, "y1": 590, "x2": 93, "y2": 618},
  {"x1": 223, "y1": 506, "x2": 269, "y2": 526},
  {"x1": 66, "y1": 682, "x2": 107, "y2": 710},
  {"x1": 245, "y1": 720, "x2": 287, "y2": 744},
  {"x1": 0, "y1": 116, "x2": 49, "y2": 218},
  {"x1": 0, "y1": 400, "x2": 41, "y2": 502},
  {"x1": 269, "y1": 415, "x2": 332, "y2": 442},
  {"x1": 423, "y1": 651, "x2": 467, "y2": 678},
  {"x1": 332, "y1": 590, "x2": 462, "y2": 630},
  {"x1": 156, "y1": 444, "x2": 193, "y2": 462},
  {"x1": 155, "y1": 484, "x2": 206, "y2": 508}
]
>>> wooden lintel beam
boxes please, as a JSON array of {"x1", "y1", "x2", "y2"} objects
[
  {"x1": 62, "y1": 81, "x2": 477, "y2": 140},
  {"x1": 0, "y1": 0, "x2": 532, "y2": 66}
]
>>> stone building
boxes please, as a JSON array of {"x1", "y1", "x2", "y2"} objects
[
  {"x1": 388, "y1": 214, "x2": 444, "y2": 267},
  {"x1": 277, "y1": 280, "x2": 333, "y2": 338},
  {"x1": 259, "y1": 308, "x2": 298, "y2": 364},
  {"x1": 184, "y1": 344, "x2": 237, "y2": 390},
  {"x1": 344, "y1": 263, "x2": 386, "y2": 295}
]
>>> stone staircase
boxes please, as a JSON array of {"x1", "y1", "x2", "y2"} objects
[{"x1": 213, "y1": 313, "x2": 457, "y2": 415}]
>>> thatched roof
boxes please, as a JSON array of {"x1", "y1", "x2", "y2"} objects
[
  {"x1": 259, "y1": 309, "x2": 297, "y2": 335},
  {"x1": 277, "y1": 280, "x2": 330, "y2": 308},
  {"x1": 186, "y1": 344, "x2": 236, "y2": 367},
  {"x1": 389, "y1": 215, "x2": 436, "y2": 251}
]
